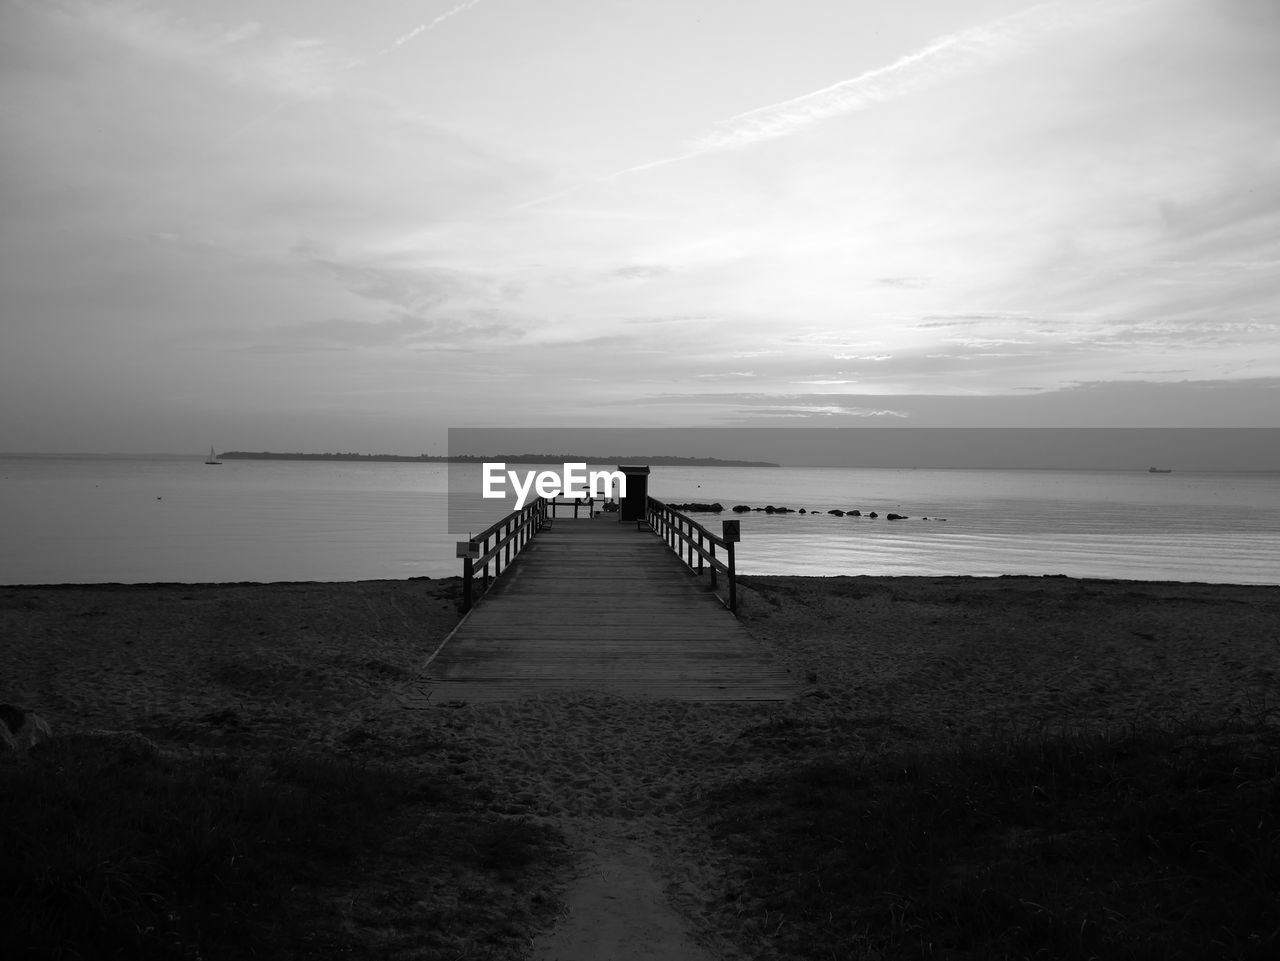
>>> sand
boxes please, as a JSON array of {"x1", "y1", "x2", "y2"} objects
[{"x1": 3, "y1": 573, "x2": 1278, "y2": 959}]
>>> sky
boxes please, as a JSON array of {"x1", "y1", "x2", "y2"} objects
[{"x1": 2, "y1": 0, "x2": 1278, "y2": 456}]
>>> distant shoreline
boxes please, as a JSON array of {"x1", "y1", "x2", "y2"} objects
[
  {"x1": 4, "y1": 452, "x2": 1279, "y2": 472},
  {"x1": 218, "y1": 451, "x2": 781, "y2": 468}
]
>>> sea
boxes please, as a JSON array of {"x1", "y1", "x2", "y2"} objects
[{"x1": 1, "y1": 454, "x2": 1277, "y2": 586}]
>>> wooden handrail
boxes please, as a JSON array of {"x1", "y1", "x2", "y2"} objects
[
  {"x1": 546, "y1": 496, "x2": 597, "y2": 519},
  {"x1": 460, "y1": 497, "x2": 548, "y2": 612},
  {"x1": 457, "y1": 495, "x2": 740, "y2": 615},
  {"x1": 644, "y1": 496, "x2": 738, "y2": 613}
]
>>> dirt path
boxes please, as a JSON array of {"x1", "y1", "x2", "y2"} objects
[{"x1": 530, "y1": 826, "x2": 719, "y2": 961}]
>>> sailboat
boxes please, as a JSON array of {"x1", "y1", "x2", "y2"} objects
[{"x1": 205, "y1": 446, "x2": 222, "y2": 465}]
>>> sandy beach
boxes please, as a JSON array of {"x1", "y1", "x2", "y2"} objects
[{"x1": 4, "y1": 573, "x2": 1278, "y2": 958}]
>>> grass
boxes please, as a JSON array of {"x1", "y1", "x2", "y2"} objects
[
  {"x1": 0, "y1": 733, "x2": 566, "y2": 960},
  {"x1": 704, "y1": 719, "x2": 1280, "y2": 961}
]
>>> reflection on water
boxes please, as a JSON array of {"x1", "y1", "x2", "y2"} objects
[{"x1": 1, "y1": 457, "x2": 1276, "y2": 585}]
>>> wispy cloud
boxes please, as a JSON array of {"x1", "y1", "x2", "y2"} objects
[
  {"x1": 216, "y1": 0, "x2": 485, "y2": 139},
  {"x1": 59, "y1": 0, "x2": 349, "y2": 99},
  {"x1": 728, "y1": 403, "x2": 911, "y2": 419},
  {"x1": 252, "y1": 311, "x2": 521, "y2": 353},
  {"x1": 518, "y1": 0, "x2": 1131, "y2": 207},
  {"x1": 635, "y1": 393, "x2": 912, "y2": 419},
  {"x1": 375, "y1": 0, "x2": 485, "y2": 57},
  {"x1": 69, "y1": 0, "x2": 488, "y2": 94},
  {"x1": 612, "y1": 264, "x2": 672, "y2": 280},
  {"x1": 690, "y1": 1, "x2": 1103, "y2": 153}
]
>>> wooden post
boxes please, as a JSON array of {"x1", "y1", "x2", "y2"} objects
[
  {"x1": 721, "y1": 519, "x2": 740, "y2": 615},
  {"x1": 727, "y1": 539, "x2": 736, "y2": 614},
  {"x1": 462, "y1": 556, "x2": 473, "y2": 612}
]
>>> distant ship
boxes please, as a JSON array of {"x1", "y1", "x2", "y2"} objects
[
  {"x1": 205, "y1": 446, "x2": 222, "y2": 465},
  {"x1": 1148, "y1": 466, "x2": 1172, "y2": 473}
]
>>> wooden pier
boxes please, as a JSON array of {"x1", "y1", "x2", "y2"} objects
[{"x1": 418, "y1": 504, "x2": 796, "y2": 702}]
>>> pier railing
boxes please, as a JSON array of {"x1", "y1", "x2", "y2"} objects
[
  {"x1": 459, "y1": 498, "x2": 548, "y2": 612},
  {"x1": 645, "y1": 497, "x2": 738, "y2": 613},
  {"x1": 545, "y1": 496, "x2": 597, "y2": 520}
]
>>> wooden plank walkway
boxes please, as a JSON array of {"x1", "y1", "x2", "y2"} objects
[{"x1": 417, "y1": 517, "x2": 797, "y2": 702}]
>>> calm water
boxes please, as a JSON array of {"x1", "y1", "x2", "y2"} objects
[{"x1": 1, "y1": 455, "x2": 1277, "y2": 585}]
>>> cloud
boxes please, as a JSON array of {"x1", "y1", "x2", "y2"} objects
[
  {"x1": 256, "y1": 311, "x2": 522, "y2": 352},
  {"x1": 516, "y1": 2, "x2": 1119, "y2": 207},
  {"x1": 573, "y1": 0, "x2": 1137, "y2": 196},
  {"x1": 221, "y1": 22, "x2": 262, "y2": 45},
  {"x1": 633, "y1": 392, "x2": 912, "y2": 417},
  {"x1": 376, "y1": 0, "x2": 484, "y2": 57},
  {"x1": 308, "y1": 258, "x2": 477, "y2": 313},
  {"x1": 613, "y1": 264, "x2": 672, "y2": 280},
  {"x1": 692, "y1": 1, "x2": 1128, "y2": 153},
  {"x1": 622, "y1": 314, "x2": 714, "y2": 326},
  {"x1": 732, "y1": 405, "x2": 908, "y2": 418},
  {"x1": 57, "y1": 0, "x2": 488, "y2": 101},
  {"x1": 914, "y1": 316, "x2": 1002, "y2": 329},
  {"x1": 54, "y1": 0, "x2": 350, "y2": 99}
]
